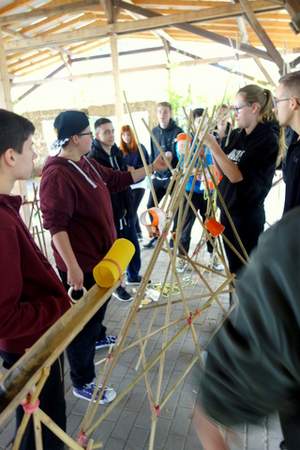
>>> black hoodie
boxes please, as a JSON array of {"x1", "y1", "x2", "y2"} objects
[
  {"x1": 89, "y1": 140, "x2": 134, "y2": 226},
  {"x1": 283, "y1": 134, "x2": 300, "y2": 214},
  {"x1": 218, "y1": 121, "x2": 279, "y2": 214},
  {"x1": 151, "y1": 118, "x2": 183, "y2": 179}
]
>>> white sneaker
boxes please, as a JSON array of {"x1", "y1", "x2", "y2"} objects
[
  {"x1": 176, "y1": 259, "x2": 187, "y2": 273},
  {"x1": 210, "y1": 255, "x2": 224, "y2": 272}
]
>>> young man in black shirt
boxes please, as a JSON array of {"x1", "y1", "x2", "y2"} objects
[
  {"x1": 143, "y1": 102, "x2": 182, "y2": 249},
  {"x1": 274, "y1": 71, "x2": 300, "y2": 214},
  {"x1": 89, "y1": 118, "x2": 140, "y2": 301},
  {"x1": 273, "y1": 70, "x2": 300, "y2": 450}
]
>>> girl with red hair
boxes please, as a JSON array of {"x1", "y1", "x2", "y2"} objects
[{"x1": 120, "y1": 125, "x2": 149, "y2": 240}]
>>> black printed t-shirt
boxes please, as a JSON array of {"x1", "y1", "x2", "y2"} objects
[
  {"x1": 283, "y1": 138, "x2": 300, "y2": 214},
  {"x1": 218, "y1": 121, "x2": 279, "y2": 215}
]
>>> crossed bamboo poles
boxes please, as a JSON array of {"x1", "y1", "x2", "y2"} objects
[
  {"x1": 74, "y1": 99, "x2": 239, "y2": 449},
  {"x1": 0, "y1": 101, "x2": 249, "y2": 450}
]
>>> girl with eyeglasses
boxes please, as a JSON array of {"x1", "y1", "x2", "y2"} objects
[{"x1": 204, "y1": 84, "x2": 280, "y2": 275}]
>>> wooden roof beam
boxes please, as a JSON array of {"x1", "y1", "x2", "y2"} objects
[
  {"x1": 0, "y1": 0, "x2": 102, "y2": 26},
  {"x1": 285, "y1": 0, "x2": 300, "y2": 33},
  {"x1": 10, "y1": 42, "x2": 159, "y2": 76},
  {"x1": 0, "y1": 0, "x2": 33, "y2": 15},
  {"x1": 12, "y1": 55, "x2": 267, "y2": 91},
  {"x1": 10, "y1": 40, "x2": 108, "y2": 76},
  {"x1": 4, "y1": 0, "x2": 284, "y2": 53},
  {"x1": 118, "y1": 0, "x2": 278, "y2": 62},
  {"x1": 231, "y1": 0, "x2": 276, "y2": 85},
  {"x1": 238, "y1": 0, "x2": 285, "y2": 72},
  {"x1": 101, "y1": 0, "x2": 120, "y2": 24}
]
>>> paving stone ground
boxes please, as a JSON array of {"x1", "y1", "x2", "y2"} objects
[{"x1": 0, "y1": 208, "x2": 284, "y2": 450}]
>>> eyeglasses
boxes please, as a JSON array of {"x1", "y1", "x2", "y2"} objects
[
  {"x1": 77, "y1": 132, "x2": 93, "y2": 138},
  {"x1": 272, "y1": 97, "x2": 291, "y2": 107},
  {"x1": 231, "y1": 104, "x2": 250, "y2": 113}
]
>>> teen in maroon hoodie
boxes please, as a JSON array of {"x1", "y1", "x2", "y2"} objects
[
  {"x1": 39, "y1": 110, "x2": 167, "y2": 404},
  {"x1": 0, "y1": 109, "x2": 70, "y2": 450}
]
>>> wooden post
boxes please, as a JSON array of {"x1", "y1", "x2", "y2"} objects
[
  {"x1": 162, "y1": 38, "x2": 172, "y2": 93},
  {"x1": 0, "y1": 33, "x2": 28, "y2": 203},
  {"x1": 0, "y1": 31, "x2": 13, "y2": 110},
  {"x1": 285, "y1": 0, "x2": 300, "y2": 33},
  {"x1": 110, "y1": 33, "x2": 123, "y2": 131},
  {"x1": 101, "y1": 0, "x2": 123, "y2": 130}
]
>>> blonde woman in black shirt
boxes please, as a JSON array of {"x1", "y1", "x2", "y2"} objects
[{"x1": 204, "y1": 85, "x2": 279, "y2": 275}]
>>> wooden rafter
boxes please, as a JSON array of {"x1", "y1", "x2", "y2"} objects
[
  {"x1": 238, "y1": 0, "x2": 285, "y2": 72},
  {"x1": 0, "y1": 0, "x2": 102, "y2": 26},
  {"x1": 231, "y1": 0, "x2": 276, "y2": 85},
  {"x1": 4, "y1": 0, "x2": 284, "y2": 54},
  {"x1": 101, "y1": 0, "x2": 120, "y2": 24},
  {"x1": 10, "y1": 40, "x2": 108, "y2": 76},
  {"x1": 12, "y1": 54, "x2": 265, "y2": 88},
  {"x1": 0, "y1": 0, "x2": 33, "y2": 15},
  {"x1": 118, "y1": 0, "x2": 276, "y2": 62},
  {"x1": 0, "y1": 0, "x2": 298, "y2": 79},
  {"x1": 285, "y1": 0, "x2": 300, "y2": 33},
  {"x1": 133, "y1": 0, "x2": 277, "y2": 8}
]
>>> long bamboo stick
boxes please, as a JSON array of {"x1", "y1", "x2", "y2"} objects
[
  {"x1": 12, "y1": 367, "x2": 50, "y2": 450},
  {"x1": 0, "y1": 282, "x2": 119, "y2": 426},
  {"x1": 123, "y1": 91, "x2": 159, "y2": 208}
]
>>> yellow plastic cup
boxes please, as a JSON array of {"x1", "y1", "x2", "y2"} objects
[{"x1": 93, "y1": 238, "x2": 135, "y2": 288}]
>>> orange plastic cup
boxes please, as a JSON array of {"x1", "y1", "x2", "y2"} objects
[{"x1": 204, "y1": 218, "x2": 225, "y2": 237}]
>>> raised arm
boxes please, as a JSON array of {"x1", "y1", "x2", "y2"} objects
[{"x1": 204, "y1": 133, "x2": 243, "y2": 183}]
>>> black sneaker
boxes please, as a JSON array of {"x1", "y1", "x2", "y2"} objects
[
  {"x1": 143, "y1": 237, "x2": 158, "y2": 249},
  {"x1": 114, "y1": 286, "x2": 133, "y2": 302},
  {"x1": 279, "y1": 441, "x2": 287, "y2": 450}
]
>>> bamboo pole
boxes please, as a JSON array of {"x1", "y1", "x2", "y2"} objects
[
  {"x1": 134, "y1": 261, "x2": 172, "y2": 371},
  {"x1": 1, "y1": 97, "x2": 244, "y2": 450},
  {"x1": 12, "y1": 367, "x2": 50, "y2": 450},
  {"x1": 38, "y1": 409, "x2": 84, "y2": 450},
  {"x1": 33, "y1": 413, "x2": 43, "y2": 449},
  {"x1": 123, "y1": 91, "x2": 159, "y2": 208},
  {"x1": 0, "y1": 282, "x2": 118, "y2": 426},
  {"x1": 86, "y1": 308, "x2": 202, "y2": 436},
  {"x1": 159, "y1": 356, "x2": 198, "y2": 410}
]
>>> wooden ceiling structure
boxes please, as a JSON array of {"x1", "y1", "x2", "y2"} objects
[{"x1": 0, "y1": 0, "x2": 299, "y2": 116}]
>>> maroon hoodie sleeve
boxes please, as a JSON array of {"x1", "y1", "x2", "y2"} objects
[
  {"x1": 96, "y1": 163, "x2": 134, "y2": 193},
  {"x1": 40, "y1": 172, "x2": 76, "y2": 236},
  {"x1": 0, "y1": 224, "x2": 67, "y2": 342}
]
